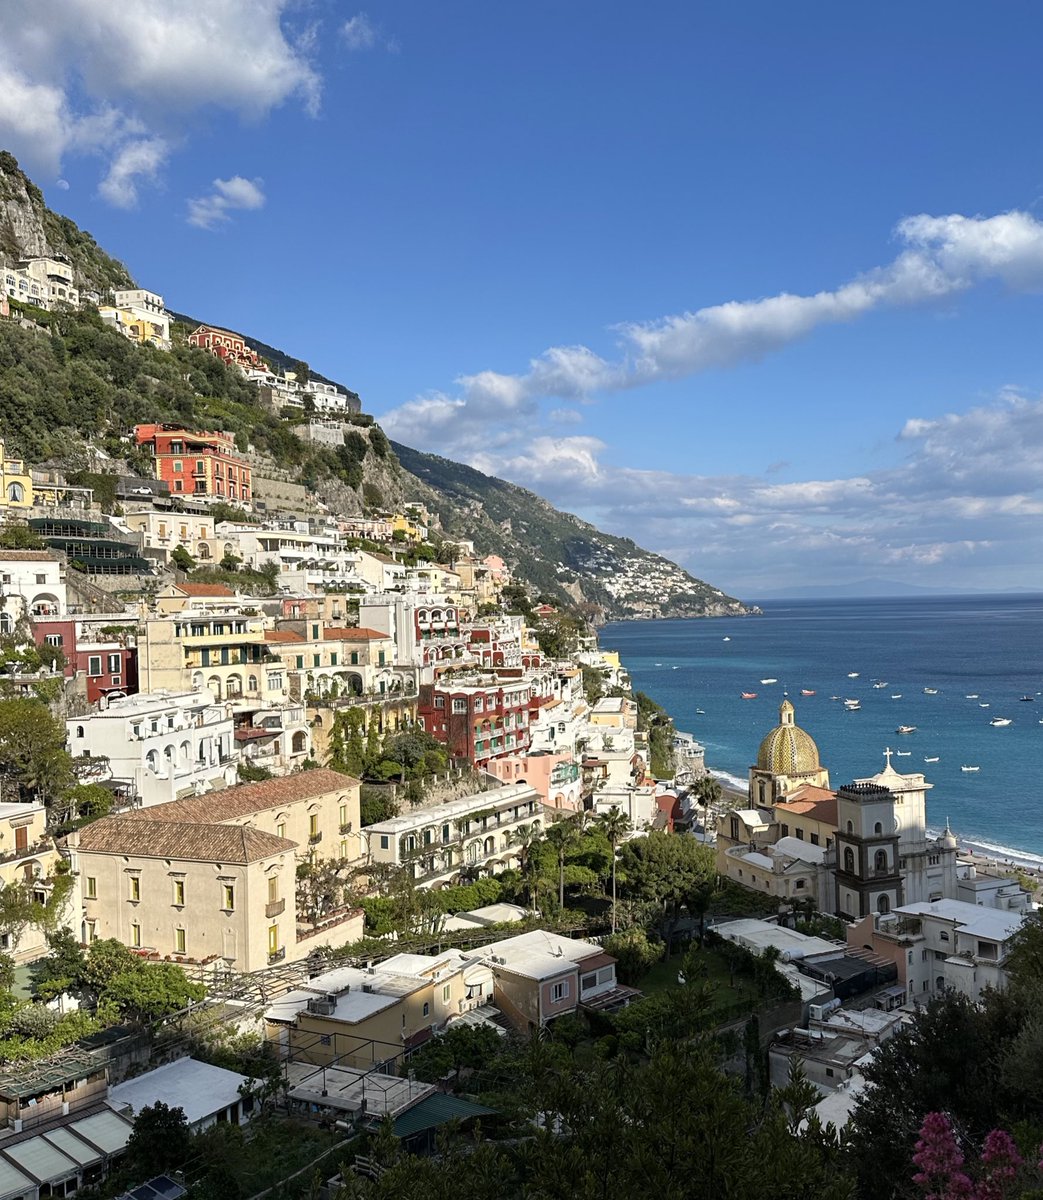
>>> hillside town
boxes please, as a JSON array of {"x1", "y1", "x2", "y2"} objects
[{"x1": 0, "y1": 254, "x2": 1041, "y2": 1200}]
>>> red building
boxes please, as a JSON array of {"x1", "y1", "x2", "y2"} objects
[
  {"x1": 133, "y1": 425, "x2": 252, "y2": 503},
  {"x1": 419, "y1": 678, "x2": 531, "y2": 766},
  {"x1": 187, "y1": 324, "x2": 268, "y2": 371},
  {"x1": 33, "y1": 618, "x2": 138, "y2": 704}
]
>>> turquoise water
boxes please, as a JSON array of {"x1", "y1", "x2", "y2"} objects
[{"x1": 602, "y1": 595, "x2": 1043, "y2": 859}]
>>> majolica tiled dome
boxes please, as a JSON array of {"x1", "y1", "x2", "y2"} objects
[{"x1": 756, "y1": 699, "x2": 821, "y2": 775}]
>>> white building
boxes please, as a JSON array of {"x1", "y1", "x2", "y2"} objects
[
  {"x1": 108, "y1": 1058, "x2": 255, "y2": 1132},
  {"x1": 0, "y1": 550, "x2": 66, "y2": 623},
  {"x1": 121, "y1": 509, "x2": 219, "y2": 564},
  {"x1": 363, "y1": 782, "x2": 544, "y2": 887},
  {"x1": 18, "y1": 258, "x2": 79, "y2": 307},
  {"x1": 67, "y1": 690, "x2": 237, "y2": 808},
  {"x1": 227, "y1": 523, "x2": 367, "y2": 590}
]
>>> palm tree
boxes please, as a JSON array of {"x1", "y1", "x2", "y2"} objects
[
  {"x1": 543, "y1": 816, "x2": 582, "y2": 911},
  {"x1": 507, "y1": 822, "x2": 542, "y2": 912},
  {"x1": 694, "y1": 774, "x2": 722, "y2": 842},
  {"x1": 597, "y1": 805, "x2": 632, "y2": 933}
]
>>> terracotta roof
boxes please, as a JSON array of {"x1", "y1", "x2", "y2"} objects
[
  {"x1": 323, "y1": 626, "x2": 389, "y2": 641},
  {"x1": 0, "y1": 551, "x2": 54, "y2": 561},
  {"x1": 775, "y1": 785, "x2": 838, "y2": 826},
  {"x1": 174, "y1": 583, "x2": 236, "y2": 597},
  {"x1": 125, "y1": 768, "x2": 359, "y2": 825},
  {"x1": 265, "y1": 630, "x2": 305, "y2": 643},
  {"x1": 77, "y1": 818, "x2": 295, "y2": 863}
]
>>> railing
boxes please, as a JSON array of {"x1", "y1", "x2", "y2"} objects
[
  {"x1": 339, "y1": 822, "x2": 353, "y2": 834},
  {"x1": 268, "y1": 946, "x2": 286, "y2": 964},
  {"x1": 0, "y1": 839, "x2": 50, "y2": 865},
  {"x1": 265, "y1": 899, "x2": 285, "y2": 918},
  {"x1": 309, "y1": 832, "x2": 323, "y2": 845}
]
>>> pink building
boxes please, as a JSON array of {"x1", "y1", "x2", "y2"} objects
[{"x1": 486, "y1": 752, "x2": 582, "y2": 812}]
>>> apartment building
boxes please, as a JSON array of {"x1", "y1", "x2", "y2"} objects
[
  {"x1": 418, "y1": 677, "x2": 531, "y2": 767},
  {"x1": 0, "y1": 550, "x2": 66, "y2": 622},
  {"x1": 187, "y1": 325, "x2": 268, "y2": 371},
  {"x1": 486, "y1": 752, "x2": 582, "y2": 812},
  {"x1": 363, "y1": 782, "x2": 543, "y2": 886},
  {"x1": 265, "y1": 949, "x2": 491, "y2": 1069},
  {"x1": 124, "y1": 768, "x2": 363, "y2": 865},
  {"x1": 99, "y1": 290, "x2": 171, "y2": 350},
  {"x1": 264, "y1": 624, "x2": 398, "y2": 701},
  {"x1": 0, "y1": 437, "x2": 33, "y2": 509},
  {"x1": 133, "y1": 425, "x2": 252, "y2": 504},
  {"x1": 19, "y1": 257, "x2": 79, "y2": 307},
  {"x1": 228, "y1": 524, "x2": 365, "y2": 588},
  {"x1": 122, "y1": 509, "x2": 219, "y2": 564},
  {"x1": 70, "y1": 817, "x2": 300, "y2": 971},
  {"x1": 137, "y1": 610, "x2": 286, "y2": 704},
  {"x1": 0, "y1": 802, "x2": 70, "y2": 963},
  {"x1": 66, "y1": 690, "x2": 236, "y2": 808},
  {"x1": 358, "y1": 593, "x2": 467, "y2": 668}
]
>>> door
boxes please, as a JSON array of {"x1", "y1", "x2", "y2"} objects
[{"x1": 14, "y1": 826, "x2": 27, "y2": 853}]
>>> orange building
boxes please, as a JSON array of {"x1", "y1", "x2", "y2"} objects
[
  {"x1": 187, "y1": 324, "x2": 268, "y2": 371},
  {"x1": 133, "y1": 425, "x2": 252, "y2": 503}
]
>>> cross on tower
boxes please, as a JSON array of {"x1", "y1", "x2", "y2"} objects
[{"x1": 883, "y1": 746, "x2": 894, "y2": 769}]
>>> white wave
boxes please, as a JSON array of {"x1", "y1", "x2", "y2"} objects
[{"x1": 710, "y1": 768, "x2": 748, "y2": 794}]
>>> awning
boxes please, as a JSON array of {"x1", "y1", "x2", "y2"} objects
[{"x1": 391, "y1": 1094, "x2": 497, "y2": 1139}]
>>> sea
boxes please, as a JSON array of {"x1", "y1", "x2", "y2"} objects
[{"x1": 602, "y1": 594, "x2": 1043, "y2": 863}]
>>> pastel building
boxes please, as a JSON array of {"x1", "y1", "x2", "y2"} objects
[
  {"x1": 187, "y1": 324, "x2": 268, "y2": 371},
  {"x1": 0, "y1": 437, "x2": 33, "y2": 509}
]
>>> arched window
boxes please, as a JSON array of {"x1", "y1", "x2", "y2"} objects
[
  {"x1": 292, "y1": 731, "x2": 307, "y2": 753},
  {"x1": 146, "y1": 749, "x2": 159, "y2": 773},
  {"x1": 874, "y1": 821, "x2": 883, "y2": 835},
  {"x1": 0, "y1": 613, "x2": 12, "y2": 634},
  {"x1": 7, "y1": 482, "x2": 24, "y2": 503},
  {"x1": 846, "y1": 820, "x2": 853, "y2": 834},
  {"x1": 76, "y1": 725, "x2": 85, "y2": 738},
  {"x1": 248, "y1": 674, "x2": 258, "y2": 692},
  {"x1": 874, "y1": 849, "x2": 888, "y2": 872},
  {"x1": 878, "y1": 895, "x2": 891, "y2": 914},
  {"x1": 843, "y1": 847, "x2": 855, "y2": 874},
  {"x1": 180, "y1": 740, "x2": 191, "y2": 764}
]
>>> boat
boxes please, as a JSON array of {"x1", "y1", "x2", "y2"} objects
[
  {"x1": 696, "y1": 709, "x2": 706, "y2": 715},
  {"x1": 965, "y1": 694, "x2": 979, "y2": 699},
  {"x1": 830, "y1": 695, "x2": 840, "y2": 701},
  {"x1": 924, "y1": 688, "x2": 939, "y2": 695},
  {"x1": 760, "y1": 678, "x2": 778, "y2": 685},
  {"x1": 989, "y1": 717, "x2": 1012, "y2": 727},
  {"x1": 1020, "y1": 696, "x2": 1035, "y2": 702},
  {"x1": 844, "y1": 699, "x2": 862, "y2": 710},
  {"x1": 979, "y1": 702, "x2": 990, "y2": 708},
  {"x1": 896, "y1": 750, "x2": 911, "y2": 757},
  {"x1": 961, "y1": 765, "x2": 980, "y2": 773},
  {"x1": 896, "y1": 725, "x2": 917, "y2": 735},
  {"x1": 847, "y1": 672, "x2": 859, "y2": 678},
  {"x1": 722, "y1": 637, "x2": 730, "y2": 642},
  {"x1": 891, "y1": 693, "x2": 902, "y2": 699},
  {"x1": 800, "y1": 689, "x2": 816, "y2": 696},
  {"x1": 872, "y1": 681, "x2": 888, "y2": 688},
  {"x1": 741, "y1": 692, "x2": 757, "y2": 699},
  {"x1": 924, "y1": 756, "x2": 940, "y2": 763}
]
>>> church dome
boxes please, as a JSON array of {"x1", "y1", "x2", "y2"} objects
[{"x1": 756, "y1": 699, "x2": 822, "y2": 776}]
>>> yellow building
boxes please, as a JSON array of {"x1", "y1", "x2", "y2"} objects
[
  {"x1": 0, "y1": 801, "x2": 75, "y2": 963},
  {"x1": 0, "y1": 438, "x2": 33, "y2": 509}
]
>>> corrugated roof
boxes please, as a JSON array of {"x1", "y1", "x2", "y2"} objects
[
  {"x1": 390, "y1": 1093, "x2": 497, "y2": 1138},
  {"x1": 76, "y1": 818, "x2": 295, "y2": 864}
]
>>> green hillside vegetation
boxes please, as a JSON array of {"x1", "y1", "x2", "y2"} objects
[{"x1": 0, "y1": 302, "x2": 388, "y2": 495}]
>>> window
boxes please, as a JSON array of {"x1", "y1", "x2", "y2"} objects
[
  {"x1": 473, "y1": 697, "x2": 484, "y2": 712},
  {"x1": 339, "y1": 804, "x2": 348, "y2": 827},
  {"x1": 222, "y1": 884, "x2": 235, "y2": 911},
  {"x1": 581, "y1": 972, "x2": 597, "y2": 991},
  {"x1": 940, "y1": 930, "x2": 950, "y2": 942},
  {"x1": 380, "y1": 835, "x2": 390, "y2": 850},
  {"x1": 810, "y1": 833, "x2": 820, "y2": 846},
  {"x1": 173, "y1": 880, "x2": 185, "y2": 906},
  {"x1": 131, "y1": 923, "x2": 141, "y2": 948},
  {"x1": 174, "y1": 928, "x2": 186, "y2": 954},
  {"x1": 35, "y1": 573, "x2": 46, "y2": 585},
  {"x1": 452, "y1": 698, "x2": 467, "y2": 713},
  {"x1": 423, "y1": 1001, "x2": 430, "y2": 1017},
  {"x1": 442, "y1": 824, "x2": 450, "y2": 844},
  {"x1": 88, "y1": 655, "x2": 102, "y2": 676},
  {"x1": 268, "y1": 876, "x2": 278, "y2": 903},
  {"x1": 268, "y1": 924, "x2": 279, "y2": 955},
  {"x1": 795, "y1": 879, "x2": 806, "y2": 890},
  {"x1": 276, "y1": 822, "x2": 286, "y2": 839},
  {"x1": 195, "y1": 459, "x2": 204, "y2": 473},
  {"x1": 434, "y1": 695, "x2": 445, "y2": 708},
  {"x1": 45, "y1": 633, "x2": 62, "y2": 647},
  {"x1": 128, "y1": 876, "x2": 141, "y2": 902},
  {"x1": 551, "y1": 980, "x2": 570, "y2": 1003},
  {"x1": 173, "y1": 460, "x2": 183, "y2": 472},
  {"x1": 108, "y1": 653, "x2": 121, "y2": 673},
  {"x1": 309, "y1": 814, "x2": 319, "y2": 837},
  {"x1": 442, "y1": 984, "x2": 451, "y2": 1002},
  {"x1": 85, "y1": 876, "x2": 97, "y2": 899}
]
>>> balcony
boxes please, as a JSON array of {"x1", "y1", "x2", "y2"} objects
[
  {"x1": 265, "y1": 898, "x2": 285, "y2": 918},
  {"x1": 339, "y1": 822, "x2": 353, "y2": 834},
  {"x1": 268, "y1": 946, "x2": 286, "y2": 964},
  {"x1": 0, "y1": 839, "x2": 50, "y2": 865},
  {"x1": 309, "y1": 832, "x2": 323, "y2": 845}
]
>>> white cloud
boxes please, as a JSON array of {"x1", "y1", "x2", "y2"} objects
[
  {"x1": 0, "y1": 1, "x2": 320, "y2": 201},
  {"x1": 341, "y1": 12, "x2": 398, "y2": 53},
  {"x1": 187, "y1": 176, "x2": 265, "y2": 229},
  {"x1": 98, "y1": 137, "x2": 169, "y2": 208}
]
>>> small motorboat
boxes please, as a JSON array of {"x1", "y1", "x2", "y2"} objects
[
  {"x1": 924, "y1": 688, "x2": 939, "y2": 695},
  {"x1": 847, "y1": 672, "x2": 860, "y2": 678},
  {"x1": 989, "y1": 717, "x2": 1012, "y2": 727},
  {"x1": 722, "y1": 637, "x2": 731, "y2": 642},
  {"x1": 741, "y1": 692, "x2": 757, "y2": 699},
  {"x1": 896, "y1": 725, "x2": 917, "y2": 735},
  {"x1": 696, "y1": 709, "x2": 706, "y2": 715},
  {"x1": 896, "y1": 750, "x2": 911, "y2": 757},
  {"x1": 873, "y1": 681, "x2": 888, "y2": 688},
  {"x1": 800, "y1": 689, "x2": 816, "y2": 696},
  {"x1": 891, "y1": 694, "x2": 902, "y2": 699},
  {"x1": 844, "y1": 699, "x2": 862, "y2": 710},
  {"x1": 760, "y1": 678, "x2": 778, "y2": 685},
  {"x1": 924, "y1": 756, "x2": 940, "y2": 763},
  {"x1": 961, "y1": 765, "x2": 980, "y2": 773},
  {"x1": 1020, "y1": 696, "x2": 1035, "y2": 702},
  {"x1": 979, "y1": 702, "x2": 990, "y2": 708},
  {"x1": 965, "y1": 694, "x2": 979, "y2": 699}
]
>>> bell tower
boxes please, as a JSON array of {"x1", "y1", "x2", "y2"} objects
[{"x1": 834, "y1": 781, "x2": 903, "y2": 921}]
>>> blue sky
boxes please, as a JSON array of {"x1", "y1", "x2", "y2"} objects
[{"x1": 3, "y1": 2, "x2": 1043, "y2": 596}]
